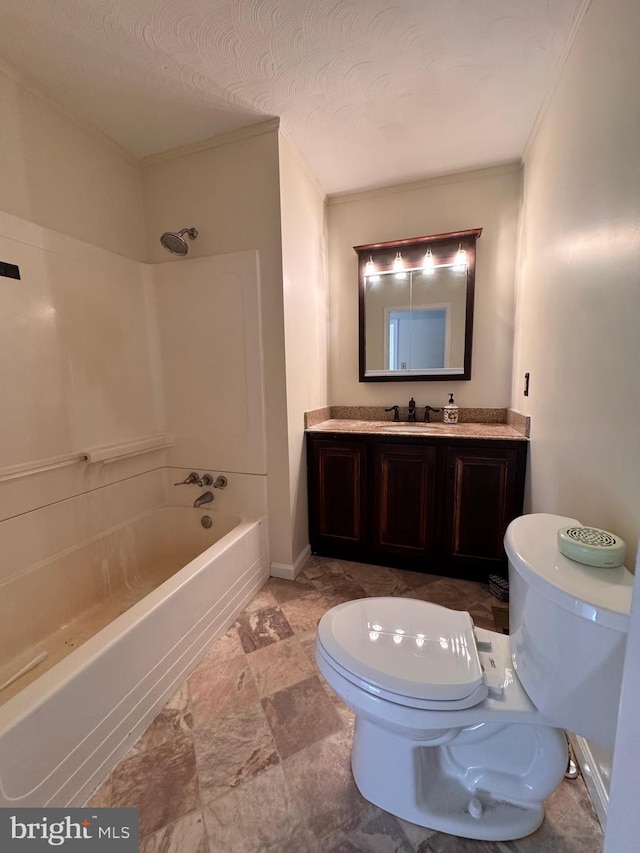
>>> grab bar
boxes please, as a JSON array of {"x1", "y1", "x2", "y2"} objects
[
  {"x1": 0, "y1": 453, "x2": 88, "y2": 483},
  {"x1": 0, "y1": 434, "x2": 174, "y2": 481},
  {"x1": 84, "y1": 434, "x2": 174, "y2": 464}
]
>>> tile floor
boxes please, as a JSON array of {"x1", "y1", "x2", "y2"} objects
[{"x1": 85, "y1": 557, "x2": 604, "y2": 852}]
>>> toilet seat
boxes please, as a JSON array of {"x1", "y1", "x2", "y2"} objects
[{"x1": 317, "y1": 597, "x2": 489, "y2": 710}]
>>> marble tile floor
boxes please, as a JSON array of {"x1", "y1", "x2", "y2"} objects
[{"x1": 85, "y1": 557, "x2": 604, "y2": 853}]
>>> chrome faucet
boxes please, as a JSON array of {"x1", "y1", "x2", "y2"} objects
[{"x1": 194, "y1": 491, "x2": 214, "y2": 508}]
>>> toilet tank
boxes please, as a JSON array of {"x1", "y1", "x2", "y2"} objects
[{"x1": 505, "y1": 513, "x2": 633, "y2": 747}]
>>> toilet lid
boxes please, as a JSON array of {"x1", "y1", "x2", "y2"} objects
[{"x1": 317, "y1": 597, "x2": 485, "y2": 703}]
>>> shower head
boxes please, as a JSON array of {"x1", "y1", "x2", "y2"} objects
[{"x1": 160, "y1": 227, "x2": 198, "y2": 256}]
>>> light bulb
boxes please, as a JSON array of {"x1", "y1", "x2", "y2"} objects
[
  {"x1": 422, "y1": 248, "x2": 435, "y2": 275},
  {"x1": 393, "y1": 251, "x2": 407, "y2": 279},
  {"x1": 365, "y1": 256, "x2": 375, "y2": 277},
  {"x1": 453, "y1": 243, "x2": 467, "y2": 271}
]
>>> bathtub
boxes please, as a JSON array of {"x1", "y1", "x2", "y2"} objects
[{"x1": 0, "y1": 505, "x2": 268, "y2": 807}]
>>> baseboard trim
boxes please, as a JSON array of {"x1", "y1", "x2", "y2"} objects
[
  {"x1": 569, "y1": 733, "x2": 609, "y2": 829},
  {"x1": 270, "y1": 544, "x2": 311, "y2": 580}
]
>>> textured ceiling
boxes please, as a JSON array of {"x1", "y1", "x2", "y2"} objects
[{"x1": 0, "y1": 0, "x2": 583, "y2": 194}]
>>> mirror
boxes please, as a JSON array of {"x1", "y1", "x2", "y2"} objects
[{"x1": 356, "y1": 229, "x2": 481, "y2": 381}]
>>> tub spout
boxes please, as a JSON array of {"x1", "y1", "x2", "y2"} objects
[{"x1": 194, "y1": 491, "x2": 214, "y2": 508}]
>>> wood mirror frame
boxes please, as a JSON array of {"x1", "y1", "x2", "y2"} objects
[{"x1": 356, "y1": 228, "x2": 482, "y2": 382}]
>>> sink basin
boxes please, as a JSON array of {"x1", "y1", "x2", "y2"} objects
[{"x1": 380, "y1": 422, "x2": 449, "y2": 431}]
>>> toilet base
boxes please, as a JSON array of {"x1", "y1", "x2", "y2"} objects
[{"x1": 351, "y1": 716, "x2": 567, "y2": 842}]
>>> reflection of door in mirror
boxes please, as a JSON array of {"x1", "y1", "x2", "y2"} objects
[
  {"x1": 386, "y1": 306, "x2": 449, "y2": 370},
  {"x1": 356, "y1": 228, "x2": 482, "y2": 382}
]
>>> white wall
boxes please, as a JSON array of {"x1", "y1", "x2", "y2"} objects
[
  {"x1": 278, "y1": 132, "x2": 329, "y2": 565},
  {"x1": 153, "y1": 250, "x2": 267, "y2": 477},
  {"x1": 0, "y1": 212, "x2": 169, "y2": 522},
  {"x1": 509, "y1": 0, "x2": 640, "y2": 844},
  {"x1": 0, "y1": 214, "x2": 159, "y2": 475},
  {"x1": 327, "y1": 165, "x2": 522, "y2": 409}
]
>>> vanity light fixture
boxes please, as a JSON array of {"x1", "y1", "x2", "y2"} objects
[
  {"x1": 422, "y1": 248, "x2": 435, "y2": 275},
  {"x1": 453, "y1": 243, "x2": 467, "y2": 272},
  {"x1": 365, "y1": 255, "x2": 380, "y2": 282},
  {"x1": 393, "y1": 251, "x2": 407, "y2": 279}
]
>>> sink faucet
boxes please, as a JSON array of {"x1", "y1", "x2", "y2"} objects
[
  {"x1": 194, "y1": 491, "x2": 214, "y2": 508},
  {"x1": 407, "y1": 398, "x2": 417, "y2": 422},
  {"x1": 423, "y1": 405, "x2": 441, "y2": 423},
  {"x1": 384, "y1": 405, "x2": 400, "y2": 422}
]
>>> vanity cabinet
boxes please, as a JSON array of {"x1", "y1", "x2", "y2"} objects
[
  {"x1": 373, "y1": 443, "x2": 437, "y2": 558},
  {"x1": 307, "y1": 437, "x2": 368, "y2": 556},
  {"x1": 443, "y1": 446, "x2": 521, "y2": 573},
  {"x1": 307, "y1": 432, "x2": 526, "y2": 580}
]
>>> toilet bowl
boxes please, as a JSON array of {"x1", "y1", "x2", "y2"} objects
[{"x1": 315, "y1": 513, "x2": 633, "y2": 841}]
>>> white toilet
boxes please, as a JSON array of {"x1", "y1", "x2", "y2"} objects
[{"x1": 315, "y1": 513, "x2": 633, "y2": 841}]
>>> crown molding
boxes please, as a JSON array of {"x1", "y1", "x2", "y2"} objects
[
  {"x1": 0, "y1": 57, "x2": 138, "y2": 165},
  {"x1": 523, "y1": 0, "x2": 593, "y2": 162},
  {"x1": 327, "y1": 161, "x2": 522, "y2": 206},
  {"x1": 140, "y1": 118, "x2": 281, "y2": 168},
  {"x1": 278, "y1": 126, "x2": 327, "y2": 202}
]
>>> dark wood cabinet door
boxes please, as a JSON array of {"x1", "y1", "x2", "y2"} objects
[
  {"x1": 308, "y1": 438, "x2": 367, "y2": 551},
  {"x1": 444, "y1": 446, "x2": 523, "y2": 571},
  {"x1": 307, "y1": 432, "x2": 526, "y2": 576},
  {"x1": 373, "y1": 443, "x2": 437, "y2": 557}
]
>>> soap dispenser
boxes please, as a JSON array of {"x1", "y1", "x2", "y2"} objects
[{"x1": 443, "y1": 393, "x2": 459, "y2": 424}]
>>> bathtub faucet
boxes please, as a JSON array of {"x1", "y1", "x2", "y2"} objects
[
  {"x1": 175, "y1": 472, "x2": 200, "y2": 486},
  {"x1": 194, "y1": 491, "x2": 214, "y2": 508}
]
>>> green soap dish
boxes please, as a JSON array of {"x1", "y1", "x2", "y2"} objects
[{"x1": 557, "y1": 526, "x2": 626, "y2": 568}]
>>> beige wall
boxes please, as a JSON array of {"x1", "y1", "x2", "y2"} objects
[
  {"x1": 0, "y1": 66, "x2": 145, "y2": 261},
  {"x1": 278, "y1": 132, "x2": 329, "y2": 564},
  {"x1": 512, "y1": 0, "x2": 640, "y2": 562},
  {"x1": 327, "y1": 165, "x2": 522, "y2": 408},
  {"x1": 141, "y1": 124, "x2": 293, "y2": 565}
]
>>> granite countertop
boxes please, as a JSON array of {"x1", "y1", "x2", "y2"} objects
[{"x1": 306, "y1": 418, "x2": 528, "y2": 441}]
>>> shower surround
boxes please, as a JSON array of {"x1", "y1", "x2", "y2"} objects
[{"x1": 0, "y1": 212, "x2": 268, "y2": 804}]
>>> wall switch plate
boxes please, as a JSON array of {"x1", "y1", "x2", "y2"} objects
[{"x1": 524, "y1": 372, "x2": 530, "y2": 396}]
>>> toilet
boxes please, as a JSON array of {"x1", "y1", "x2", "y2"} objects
[{"x1": 315, "y1": 513, "x2": 633, "y2": 841}]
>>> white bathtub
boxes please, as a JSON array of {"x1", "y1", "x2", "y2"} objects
[{"x1": 0, "y1": 505, "x2": 268, "y2": 807}]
